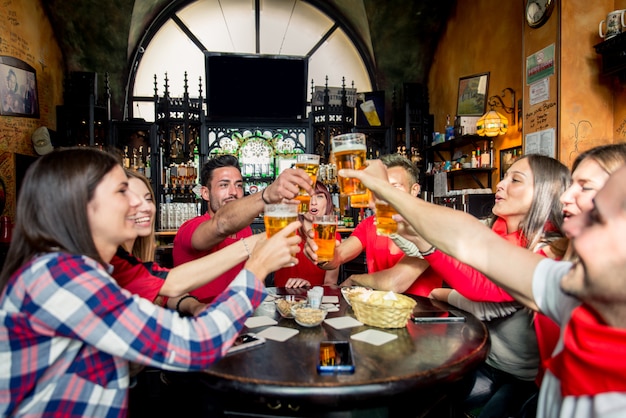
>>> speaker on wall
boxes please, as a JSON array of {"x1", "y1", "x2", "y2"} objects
[{"x1": 66, "y1": 71, "x2": 97, "y2": 105}]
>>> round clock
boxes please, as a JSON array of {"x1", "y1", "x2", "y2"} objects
[{"x1": 526, "y1": 0, "x2": 555, "y2": 28}]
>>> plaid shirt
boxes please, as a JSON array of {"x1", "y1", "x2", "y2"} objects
[{"x1": 0, "y1": 252, "x2": 266, "y2": 417}]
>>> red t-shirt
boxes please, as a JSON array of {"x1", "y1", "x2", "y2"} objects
[
  {"x1": 273, "y1": 231, "x2": 341, "y2": 287},
  {"x1": 173, "y1": 212, "x2": 252, "y2": 303},
  {"x1": 110, "y1": 246, "x2": 169, "y2": 305}
]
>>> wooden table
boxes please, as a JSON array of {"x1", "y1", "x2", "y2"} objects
[{"x1": 197, "y1": 285, "x2": 489, "y2": 417}]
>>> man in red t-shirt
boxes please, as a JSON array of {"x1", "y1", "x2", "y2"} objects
[
  {"x1": 309, "y1": 153, "x2": 441, "y2": 297},
  {"x1": 173, "y1": 154, "x2": 312, "y2": 302}
]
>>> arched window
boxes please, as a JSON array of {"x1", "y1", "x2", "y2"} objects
[{"x1": 127, "y1": 0, "x2": 375, "y2": 121}]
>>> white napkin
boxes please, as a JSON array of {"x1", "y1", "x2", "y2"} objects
[
  {"x1": 244, "y1": 316, "x2": 278, "y2": 328},
  {"x1": 351, "y1": 329, "x2": 398, "y2": 346},
  {"x1": 322, "y1": 295, "x2": 339, "y2": 304},
  {"x1": 256, "y1": 326, "x2": 299, "y2": 342},
  {"x1": 324, "y1": 316, "x2": 363, "y2": 329}
]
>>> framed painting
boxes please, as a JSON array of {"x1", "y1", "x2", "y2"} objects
[
  {"x1": 0, "y1": 56, "x2": 39, "y2": 118},
  {"x1": 500, "y1": 146, "x2": 523, "y2": 179},
  {"x1": 456, "y1": 72, "x2": 489, "y2": 116}
]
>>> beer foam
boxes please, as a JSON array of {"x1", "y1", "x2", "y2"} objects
[{"x1": 331, "y1": 143, "x2": 367, "y2": 153}]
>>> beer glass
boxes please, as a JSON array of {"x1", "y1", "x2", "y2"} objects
[
  {"x1": 331, "y1": 133, "x2": 367, "y2": 196},
  {"x1": 312, "y1": 215, "x2": 338, "y2": 262},
  {"x1": 264, "y1": 203, "x2": 299, "y2": 238},
  {"x1": 295, "y1": 154, "x2": 320, "y2": 213},
  {"x1": 374, "y1": 200, "x2": 398, "y2": 236},
  {"x1": 349, "y1": 188, "x2": 371, "y2": 208}
]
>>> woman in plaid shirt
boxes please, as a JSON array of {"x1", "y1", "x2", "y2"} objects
[{"x1": 0, "y1": 147, "x2": 301, "y2": 417}]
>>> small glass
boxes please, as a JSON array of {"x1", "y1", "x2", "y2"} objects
[
  {"x1": 312, "y1": 215, "x2": 338, "y2": 262},
  {"x1": 349, "y1": 189, "x2": 371, "y2": 208},
  {"x1": 294, "y1": 154, "x2": 320, "y2": 213},
  {"x1": 331, "y1": 133, "x2": 367, "y2": 196},
  {"x1": 263, "y1": 203, "x2": 299, "y2": 238}
]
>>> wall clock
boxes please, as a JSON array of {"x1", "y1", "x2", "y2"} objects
[{"x1": 526, "y1": 0, "x2": 555, "y2": 28}]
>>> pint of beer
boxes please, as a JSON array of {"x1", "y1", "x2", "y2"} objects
[
  {"x1": 312, "y1": 215, "x2": 338, "y2": 262},
  {"x1": 350, "y1": 188, "x2": 371, "y2": 208},
  {"x1": 331, "y1": 133, "x2": 367, "y2": 196},
  {"x1": 374, "y1": 201, "x2": 398, "y2": 236},
  {"x1": 264, "y1": 203, "x2": 299, "y2": 238},
  {"x1": 295, "y1": 154, "x2": 320, "y2": 213}
]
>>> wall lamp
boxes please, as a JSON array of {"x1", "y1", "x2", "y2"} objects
[{"x1": 476, "y1": 87, "x2": 516, "y2": 137}]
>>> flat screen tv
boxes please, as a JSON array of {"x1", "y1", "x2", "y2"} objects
[{"x1": 205, "y1": 52, "x2": 308, "y2": 121}]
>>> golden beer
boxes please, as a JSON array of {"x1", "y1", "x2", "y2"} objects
[
  {"x1": 350, "y1": 189, "x2": 371, "y2": 208},
  {"x1": 374, "y1": 201, "x2": 398, "y2": 235},
  {"x1": 312, "y1": 215, "x2": 338, "y2": 262},
  {"x1": 295, "y1": 154, "x2": 320, "y2": 214},
  {"x1": 333, "y1": 147, "x2": 367, "y2": 195},
  {"x1": 264, "y1": 203, "x2": 299, "y2": 238}
]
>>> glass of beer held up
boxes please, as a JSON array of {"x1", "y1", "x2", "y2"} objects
[
  {"x1": 331, "y1": 133, "x2": 367, "y2": 196},
  {"x1": 374, "y1": 200, "x2": 398, "y2": 236},
  {"x1": 349, "y1": 188, "x2": 372, "y2": 208},
  {"x1": 312, "y1": 215, "x2": 338, "y2": 262},
  {"x1": 264, "y1": 203, "x2": 299, "y2": 238},
  {"x1": 295, "y1": 154, "x2": 320, "y2": 214}
]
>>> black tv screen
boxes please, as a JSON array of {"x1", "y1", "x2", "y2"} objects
[{"x1": 205, "y1": 53, "x2": 308, "y2": 121}]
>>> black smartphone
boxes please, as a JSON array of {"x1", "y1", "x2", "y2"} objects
[
  {"x1": 317, "y1": 341, "x2": 355, "y2": 374},
  {"x1": 227, "y1": 333, "x2": 266, "y2": 355},
  {"x1": 411, "y1": 310, "x2": 466, "y2": 323}
]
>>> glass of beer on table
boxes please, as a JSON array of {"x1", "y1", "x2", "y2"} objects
[
  {"x1": 295, "y1": 154, "x2": 320, "y2": 213},
  {"x1": 331, "y1": 133, "x2": 367, "y2": 196},
  {"x1": 312, "y1": 215, "x2": 338, "y2": 262},
  {"x1": 264, "y1": 203, "x2": 299, "y2": 238}
]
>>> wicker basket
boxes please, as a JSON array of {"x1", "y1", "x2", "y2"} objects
[{"x1": 351, "y1": 291, "x2": 416, "y2": 328}]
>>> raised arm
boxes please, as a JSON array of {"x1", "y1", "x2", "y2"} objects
[
  {"x1": 338, "y1": 161, "x2": 542, "y2": 310},
  {"x1": 190, "y1": 168, "x2": 313, "y2": 252}
]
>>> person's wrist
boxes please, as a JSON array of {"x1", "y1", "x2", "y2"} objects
[
  {"x1": 176, "y1": 295, "x2": 200, "y2": 317},
  {"x1": 261, "y1": 187, "x2": 271, "y2": 204}
]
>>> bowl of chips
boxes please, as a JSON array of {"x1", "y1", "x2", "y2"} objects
[
  {"x1": 274, "y1": 296, "x2": 307, "y2": 318},
  {"x1": 351, "y1": 290, "x2": 416, "y2": 328},
  {"x1": 291, "y1": 305, "x2": 328, "y2": 327}
]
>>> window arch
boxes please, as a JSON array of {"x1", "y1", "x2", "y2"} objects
[{"x1": 127, "y1": 0, "x2": 375, "y2": 121}]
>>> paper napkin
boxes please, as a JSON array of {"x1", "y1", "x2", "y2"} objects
[
  {"x1": 256, "y1": 326, "x2": 299, "y2": 342},
  {"x1": 244, "y1": 316, "x2": 278, "y2": 328},
  {"x1": 324, "y1": 316, "x2": 363, "y2": 329},
  {"x1": 351, "y1": 329, "x2": 398, "y2": 346},
  {"x1": 322, "y1": 295, "x2": 339, "y2": 304},
  {"x1": 321, "y1": 303, "x2": 339, "y2": 313}
]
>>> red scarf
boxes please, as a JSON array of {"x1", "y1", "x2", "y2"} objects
[{"x1": 545, "y1": 304, "x2": 626, "y2": 396}]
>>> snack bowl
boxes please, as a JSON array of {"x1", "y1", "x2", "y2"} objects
[
  {"x1": 291, "y1": 305, "x2": 328, "y2": 327},
  {"x1": 274, "y1": 296, "x2": 307, "y2": 318},
  {"x1": 341, "y1": 286, "x2": 373, "y2": 306}
]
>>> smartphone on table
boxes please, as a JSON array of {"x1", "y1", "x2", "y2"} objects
[
  {"x1": 227, "y1": 333, "x2": 266, "y2": 355},
  {"x1": 411, "y1": 310, "x2": 466, "y2": 323},
  {"x1": 317, "y1": 341, "x2": 355, "y2": 374}
]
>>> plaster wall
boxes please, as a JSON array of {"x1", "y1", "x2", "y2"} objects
[{"x1": 0, "y1": 0, "x2": 64, "y2": 218}]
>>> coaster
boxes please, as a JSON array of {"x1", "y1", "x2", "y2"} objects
[
  {"x1": 324, "y1": 316, "x2": 363, "y2": 329},
  {"x1": 322, "y1": 295, "x2": 339, "y2": 304},
  {"x1": 244, "y1": 316, "x2": 278, "y2": 328},
  {"x1": 256, "y1": 326, "x2": 299, "y2": 342},
  {"x1": 321, "y1": 303, "x2": 339, "y2": 313},
  {"x1": 351, "y1": 329, "x2": 398, "y2": 346}
]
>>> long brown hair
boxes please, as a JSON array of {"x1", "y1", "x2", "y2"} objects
[
  {"x1": 491, "y1": 154, "x2": 570, "y2": 252},
  {"x1": 125, "y1": 169, "x2": 157, "y2": 262},
  {"x1": 0, "y1": 148, "x2": 120, "y2": 290}
]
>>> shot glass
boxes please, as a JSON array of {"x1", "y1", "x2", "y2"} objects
[
  {"x1": 331, "y1": 133, "x2": 367, "y2": 196},
  {"x1": 264, "y1": 203, "x2": 299, "y2": 238},
  {"x1": 312, "y1": 215, "x2": 338, "y2": 262},
  {"x1": 374, "y1": 200, "x2": 398, "y2": 236},
  {"x1": 295, "y1": 154, "x2": 320, "y2": 213},
  {"x1": 307, "y1": 286, "x2": 323, "y2": 309}
]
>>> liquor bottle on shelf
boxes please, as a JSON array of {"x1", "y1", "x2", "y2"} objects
[
  {"x1": 481, "y1": 141, "x2": 491, "y2": 168},
  {"x1": 137, "y1": 146, "x2": 145, "y2": 176},
  {"x1": 123, "y1": 146, "x2": 130, "y2": 169},
  {"x1": 145, "y1": 147, "x2": 151, "y2": 179},
  {"x1": 470, "y1": 151, "x2": 477, "y2": 168}
]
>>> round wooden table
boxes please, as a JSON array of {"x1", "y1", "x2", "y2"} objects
[{"x1": 196, "y1": 285, "x2": 489, "y2": 417}]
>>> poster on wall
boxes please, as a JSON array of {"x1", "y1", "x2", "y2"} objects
[
  {"x1": 525, "y1": 128, "x2": 556, "y2": 158},
  {"x1": 0, "y1": 56, "x2": 39, "y2": 118},
  {"x1": 526, "y1": 44, "x2": 555, "y2": 85}
]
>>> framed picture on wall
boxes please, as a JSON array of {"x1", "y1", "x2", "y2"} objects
[
  {"x1": 456, "y1": 72, "x2": 489, "y2": 116},
  {"x1": 0, "y1": 56, "x2": 39, "y2": 118},
  {"x1": 500, "y1": 146, "x2": 523, "y2": 179}
]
